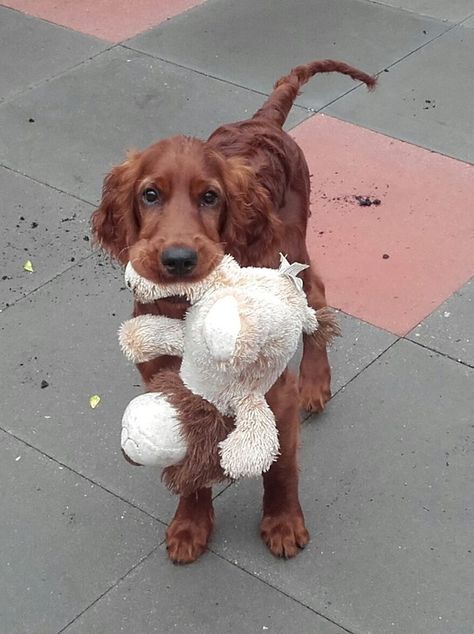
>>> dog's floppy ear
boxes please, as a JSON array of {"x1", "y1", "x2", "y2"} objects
[
  {"x1": 220, "y1": 156, "x2": 283, "y2": 262},
  {"x1": 91, "y1": 150, "x2": 141, "y2": 263}
]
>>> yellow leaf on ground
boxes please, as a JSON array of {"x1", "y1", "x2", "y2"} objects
[{"x1": 89, "y1": 394, "x2": 101, "y2": 409}]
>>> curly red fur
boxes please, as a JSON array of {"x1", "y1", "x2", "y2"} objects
[{"x1": 91, "y1": 150, "x2": 141, "y2": 263}]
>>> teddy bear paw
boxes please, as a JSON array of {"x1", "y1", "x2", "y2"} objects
[{"x1": 218, "y1": 431, "x2": 279, "y2": 479}]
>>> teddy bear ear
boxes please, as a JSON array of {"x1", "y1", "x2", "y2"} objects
[{"x1": 91, "y1": 150, "x2": 141, "y2": 263}]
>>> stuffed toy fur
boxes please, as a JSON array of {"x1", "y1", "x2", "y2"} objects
[{"x1": 119, "y1": 254, "x2": 339, "y2": 482}]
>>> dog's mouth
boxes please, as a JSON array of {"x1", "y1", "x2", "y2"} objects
[
  {"x1": 125, "y1": 262, "x2": 202, "y2": 304},
  {"x1": 159, "y1": 295, "x2": 189, "y2": 305},
  {"x1": 124, "y1": 257, "x2": 233, "y2": 305}
]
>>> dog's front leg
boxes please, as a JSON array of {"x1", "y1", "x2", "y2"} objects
[
  {"x1": 261, "y1": 370, "x2": 310, "y2": 558},
  {"x1": 166, "y1": 487, "x2": 214, "y2": 564}
]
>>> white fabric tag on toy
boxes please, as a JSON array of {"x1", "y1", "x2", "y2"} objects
[{"x1": 278, "y1": 253, "x2": 309, "y2": 291}]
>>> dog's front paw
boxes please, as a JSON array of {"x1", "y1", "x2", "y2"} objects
[
  {"x1": 166, "y1": 516, "x2": 212, "y2": 564},
  {"x1": 260, "y1": 512, "x2": 310, "y2": 558},
  {"x1": 299, "y1": 365, "x2": 332, "y2": 413}
]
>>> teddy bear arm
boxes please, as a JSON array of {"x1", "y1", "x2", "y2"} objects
[
  {"x1": 119, "y1": 314, "x2": 185, "y2": 363},
  {"x1": 218, "y1": 394, "x2": 279, "y2": 479}
]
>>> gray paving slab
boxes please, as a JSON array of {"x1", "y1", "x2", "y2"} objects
[
  {"x1": 329, "y1": 311, "x2": 397, "y2": 395},
  {"x1": 0, "y1": 46, "x2": 297, "y2": 204},
  {"x1": 370, "y1": 0, "x2": 474, "y2": 22},
  {"x1": 0, "y1": 254, "x2": 182, "y2": 522},
  {"x1": 327, "y1": 25, "x2": 474, "y2": 163},
  {"x1": 0, "y1": 433, "x2": 163, "y2": 634},
  {"x1": 290, "y1": 312, "x2": 397, "y2": 398},
  {"x1": 211, "y1": 340, "x2": 474, "y2": 634},
  {"x1": 408, "y1": 277, "x2": 473, "y2": 366},
  {"x1": 0, "y1": 166, "x2": 92, "y2": 310},
  {"x1": 463, "y1": 15, "x2": 474, "y2": 28},
  {"x1": 290, "y1": 310, "x2": 396, "y2": 412},
  {"x1": 63, "y1": 546, "x2": 346, "y2": 634},
  {"x1": 0, "y1": 6, "x2": 107, "y2": 102},
  {"x1": 127, "y1": 0, "x2": 447, "y2": 111}
]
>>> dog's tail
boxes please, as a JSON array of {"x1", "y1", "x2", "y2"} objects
[{"x1": 253, "y1": 60, "x2": 376, "y2": 128}]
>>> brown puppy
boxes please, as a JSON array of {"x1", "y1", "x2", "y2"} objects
[{"x1": 92, "y1": 59, "x2": 375, "y2": 563}]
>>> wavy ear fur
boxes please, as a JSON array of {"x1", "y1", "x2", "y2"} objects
[
  {"x1": 91, "y1": 150, "x2": 141, "y2": 263},
  {"x1": 221, "y1": 156, "x2": 283, "y2": 263}
]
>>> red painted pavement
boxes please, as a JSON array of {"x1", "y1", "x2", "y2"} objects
[
  {"x1": 292, "y1": 114, "x2": 474, "y2": 335},
  {"x1": 3, "y1": 0, "x2": 206, "y2": 42}
]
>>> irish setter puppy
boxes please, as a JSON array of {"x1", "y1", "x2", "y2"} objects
[{"x1": 92, "y1": 60, "x2": 375, "y2": 563}]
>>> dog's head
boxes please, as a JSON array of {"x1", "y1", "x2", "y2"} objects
[{"x1": 91, "y1": 135, "x2": 281, "y2": 285}]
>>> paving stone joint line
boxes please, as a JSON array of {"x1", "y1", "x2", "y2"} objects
[
  {"x1": 364, "y1": 0, "x2": 473, "y2": 24},
  {"x1": 405, "y1": 337, "x2": 474, "y2": 370},
  {"x1": 0, "y1": 2, "x2": 110, "y2": 42},
  {"x1": 119, "y1": 42, "x2": 395, "y2": 120},
  {"x1": 60, "y1": 536, "x2": 357, "y2": 634},
  {"x1": 210, "y1": 549, "x2": 358, "y2": 634},
  {"x1": 0, "y1": 16, "x2": 115, "y2": 105},
  {"x1": 319, "y1": 18, "x2": 460, "y2": 118},
  {"x1": 0, "y1": 163, "x2": 98, "y2": 207},
  {"x1": 301, "y1": 336, "x2": 401, "y2": 423},
  {"x1": 0, "y1": 426, "x2": 168, "y2": 524},
  {"x1": 0, "y1": 251, "x2": 96, "y2": 314},
  {"x1": 57, "y1": 544, "x2": 163, "y2": 634}
]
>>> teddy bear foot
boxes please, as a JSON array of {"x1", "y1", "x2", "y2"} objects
[
  {"x1": 218, "y1": 432, "x2": 279, "y2": 479},
  {"x1": 121, "y1": 392, "x2": 188, "y2": 467}
]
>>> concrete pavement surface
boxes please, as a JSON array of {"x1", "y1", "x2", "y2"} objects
[{"x1": 1, "y1": 1, "x2": 473, "y2": 632}]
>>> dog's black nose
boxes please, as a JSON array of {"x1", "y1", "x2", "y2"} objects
[{"x1": 161, "y1": 246, "x2": 198, "y2": 276}]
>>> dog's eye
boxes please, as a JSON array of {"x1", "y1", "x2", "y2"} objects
[
  {"x1": 200, "y1": 190, "x2": 219, "y2": 207},
  {"x1": 142, "y1": 188, "x2": 161, "y2": 205}
]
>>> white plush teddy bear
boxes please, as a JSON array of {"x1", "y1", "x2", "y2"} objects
[{"x1": 119, "y1": 254, "x2": 336, "y2": 480}]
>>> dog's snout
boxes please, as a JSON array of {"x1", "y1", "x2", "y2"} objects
[{"x1": 161, "y1": 246, "x2": 198, "y2": 276}]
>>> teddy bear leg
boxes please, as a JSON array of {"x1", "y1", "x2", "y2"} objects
[
  {"x1": 261, "y1": 370, "x2": 310, "y2": 558},
  {"x1": 218, "y1": 395, "x2": 279, "y2": 479}
]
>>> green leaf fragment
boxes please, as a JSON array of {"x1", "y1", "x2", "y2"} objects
[{"x1": 89, "y1": 394, "x2": 101, "y2": 409}]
